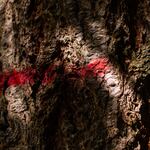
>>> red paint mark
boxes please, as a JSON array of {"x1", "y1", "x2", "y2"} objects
[
  {"x1": 0, "y1": 57, "x2": 110, "y2": 95},
  {"x1": 78, "y1": 67, "x2": 87, "y2": 77},
  {"x1": 77, "y1": 58, "x2": 109, "y2": 78},
  {"x1": 7, "y1": 68, "x2": 36, "y2": 86},
  {"x1": 86, "y1": 58, "x2": 109, "y2": 77},
  {"x1": 87, "y1": 58, "x2": 108, "y2": 69}
]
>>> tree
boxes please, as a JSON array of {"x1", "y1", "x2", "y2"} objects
[{"x1": 0, "y1": 0, "x2": 149, "y2": 149}]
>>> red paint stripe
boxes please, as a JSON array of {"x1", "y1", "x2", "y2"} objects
[{"x1": 0, "y1": 58, "x2": 110, "y2": 95}]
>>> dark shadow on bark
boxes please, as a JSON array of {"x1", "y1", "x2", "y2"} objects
[
  {"x1": 105, "y1": 0, "x2": 139, "y2": 73},
  {"x1": 134, "y1": 75, "x2": 150, "y2": 150},
  {"x1": 51, "y1": 75, "x2": 116, "y2": 150}
]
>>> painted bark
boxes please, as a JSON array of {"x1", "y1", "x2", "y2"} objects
[{"x1": 0, "y1": 0, "x2": 149, "y2": 149}]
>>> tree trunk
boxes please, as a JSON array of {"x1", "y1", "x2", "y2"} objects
[{"x1": 0, "y1": 0, "x2": 149, "y2": 149}]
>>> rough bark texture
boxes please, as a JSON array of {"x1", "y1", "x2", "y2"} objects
[{"x1": 0, "y1": 0, "x2": 150, "y2": 150}]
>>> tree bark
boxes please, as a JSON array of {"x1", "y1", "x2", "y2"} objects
[{"x1": 0, "y1": 0, "x2": 149, "y2": 149}]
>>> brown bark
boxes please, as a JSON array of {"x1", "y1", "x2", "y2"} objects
[{"x1": 0, "y1": 0, "x2": 149, "y2": 149}]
